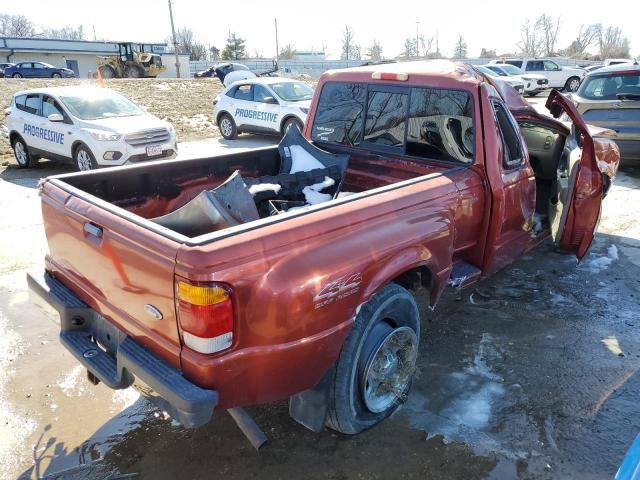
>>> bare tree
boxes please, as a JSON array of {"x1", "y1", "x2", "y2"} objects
[
  {"x1": 341, "y1": 25, "x2": 361, "y2": 60},
  {"x1": 0, "y1": 14, "x2": 35, "y2": 37},
  {"x1": 169, "y1": 27, "x2": 208, "y2": 61},
  {"x1": 41, "y1": 25, "x2": 84, "y2": 40},
  {"x1": 366, "y1": 39, "x2": 383, "y2": 61},
  {"x1": 452, "y1": 35, "x2": 467, "y2": 59},
  {"x1": 563, "y1": 24, "x2": 601, "y2": 57},
  {"x1": 279, "y1": 43, "x2": 296, "y2": 60},
  {"x1": 537, "y1": 14, "x2": 560, "y2": 56},
  {"x1": 599, "y1": 25, "x2": 630, "y2": 58},
  {"x1": 403, "y1": 38, "x2": 417, "y2": 58},
  {"x1": 518, "y1": 18, "x2": 543, "y2": 57},
  {"x1": 419, "y1": 35, "x2": 434, "y2": 57}
]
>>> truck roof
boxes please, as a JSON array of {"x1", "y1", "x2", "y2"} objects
[{"x1": 323, "y1": 60, "x2": 482, "y2": 88}]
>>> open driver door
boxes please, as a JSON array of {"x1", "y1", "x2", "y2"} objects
[{"x1": 546, "y1": 90, "x2": 620, "y2": 261}]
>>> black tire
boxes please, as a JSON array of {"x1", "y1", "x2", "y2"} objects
[
  {"x1": 99, "y1": 66, "x2": 115, "y2": 79},
  {"x1": 52, "y1": 72, "x2": 61, "y2": 78},
  {"x1": 218, "y1": 113, "x2": 237, "y2": 140},
  {"x1": 564, "y1": 76, "x2": 581, "y2": 93},
  {"x1": 74, "y1": 144, "x2": 98, "y2": 171},
  {"x1": 326, "y1": 283, "x2": 421, "y2": 434},
  {"x1": 12, "y1": 136, "x2": 32, "y2": 169},
  {"x1": 12, "y1": 73, "x2": 22, "y2": 78},
  {"x1": 126, "y1": 66, "x2": 143, "y2": 78},
  {"x1": 282, "y1": 117, "x2": 303, "y2": 135},
  {"x1": 525, "y1": 92, "x2": 539, "y2": 97}
]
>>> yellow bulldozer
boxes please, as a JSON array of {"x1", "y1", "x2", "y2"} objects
[{"x1": 96, "y1": 42, "x2": 166, "y2": 78}]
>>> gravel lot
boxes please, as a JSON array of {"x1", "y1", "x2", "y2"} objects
[{"x1": 0, "y1": 78, "x2": 224, "y2": 163}]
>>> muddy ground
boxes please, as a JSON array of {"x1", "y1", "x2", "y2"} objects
[
  {"x1": 1, "y1": 105, "x2": 640, "y2": 479},
  {"x1": 0, "y1": 78, "x2": 223, "y2": 163}
]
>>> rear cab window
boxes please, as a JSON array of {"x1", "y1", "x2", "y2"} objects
[
  {"x1": 579, "y1": 71, "x2": 640, "y2": 100},
  {"x1": 311, "y1": 81, "x2": 475, "y2": 164}
]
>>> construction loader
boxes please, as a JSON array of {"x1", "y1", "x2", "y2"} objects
[{"x1": 96, "y1": 42, "x2": 166, "y2": 78}]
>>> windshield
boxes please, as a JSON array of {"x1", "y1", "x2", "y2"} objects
[
  {"x1": 60, "y1": 90, "x2": 145, "y2": 120},
  {"x1": 498, "y1": 64, "x2": 524, "y2": 76},
  {"x1": 578, "y1": 71, "x2": 640, "y2": 100},
  {"x1": 477, "y1": 66, "x2": 498, "y2": 77},
  {"x1": 270, "y1": 82, "x2": 314, "y2": 102}
]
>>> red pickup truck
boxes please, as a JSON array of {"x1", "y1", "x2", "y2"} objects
[{"x1": 28, "y1": 61, "x2": 619, "y2": 439}]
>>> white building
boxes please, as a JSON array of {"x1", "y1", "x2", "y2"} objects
[{"x1": 0, "y1": 37, "x2": 190, "y2": 78}]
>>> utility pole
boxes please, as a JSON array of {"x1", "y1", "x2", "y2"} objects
[
  {"x1": 92, "y1": 25, "x2": 97, "y2": 41},
  {"x1": 415, "y1": 21, "x2": 420, "y2": 57},
  {"x1": 436, "y1": 29, "x2": 439, "y2": 56},
  {"x1": 274, "y1": 18, "x2": 279, "y2": 62},
  {"x1": 168, "y1": 0, "x2": 181, "y2": 78}
]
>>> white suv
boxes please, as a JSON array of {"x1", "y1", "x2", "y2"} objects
[
  {"x1": 6, "y1": 86, "x2": 177, "y2": 170},
  {"x1": 492, "y1": 59, "x2": 585, "y2": 92}
]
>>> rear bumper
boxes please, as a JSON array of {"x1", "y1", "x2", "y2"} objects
[{"x1": 27, "y1": 271, "x2": 218, "y2": 428}]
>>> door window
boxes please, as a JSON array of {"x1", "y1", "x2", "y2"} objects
[
  {"x1": 311, "y1": 82, "x2": 366, "y2": 146},
  {"x1": 19, "y1": 63, "x2": 31, "y2": 69},
  {"x1": 42, "y1": 95, "x2": 67, "y2": 121},
  {"x1": 492, "y1": 100, "x2": 523, "y2": 169},
  {"x1": 24, "y1": 94, "x2": 41, "y2": 115},
  {"x1": 234, "y1": 85, "x2": 252, "y2": 101},
  {"x1": 407, "y1": 88, "x2": 474, "y2": 163},
  {"x1": 543, "y1": 61, "x2": 560, "y2": 71},
  {"x1": 253, "y1": 85, "x2": 275, "y2": 103},
  {"x1": 32, "y1": 63, "x2": 45, "y2": 70},
  {"x1": 363, "y1": 90, "x2": 408, "y2": 148},
  {"x1": 506, "y1": 60, "x2": 523, "y2": 68},
  {"x1": 14, "y1": 95, "x2": 27, "y2": 111},
  {"x1": 526, "y1": 61, "x2": 544, "y2": 71}
]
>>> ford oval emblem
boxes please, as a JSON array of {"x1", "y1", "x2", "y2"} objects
[{"x1": 144, "y1": 304, "x2": 163, "y2": 320}]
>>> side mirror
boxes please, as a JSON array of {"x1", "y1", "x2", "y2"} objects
[
  {"x1": 262, "y1": 96, "x2": 278, "y2": 104},
  {"x1": 48, "y1": 113, "x2": 64, "y2": 122}
]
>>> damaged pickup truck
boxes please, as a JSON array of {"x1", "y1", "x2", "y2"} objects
[{"x1": 28, "y1": 61, "x2": 620, "y2": 442}]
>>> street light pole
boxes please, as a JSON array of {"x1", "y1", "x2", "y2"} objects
[
  {"x1": 274, "y1": 18, "x2": 279, "y2": 63},
  {"x1": 168, "y1": 0, "x2": 181, "y2": 78},
  {"x1": 415, "y1": 21, "x2": 420, "y2": 58}
]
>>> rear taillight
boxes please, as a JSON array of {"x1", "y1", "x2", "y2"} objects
[{"x1": 176, "y1": 280, "x2": 234, "y2": 354}]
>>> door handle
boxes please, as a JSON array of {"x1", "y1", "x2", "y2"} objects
[{"x1": 84, "y1": 223, "x2": 103, "y2": 239}]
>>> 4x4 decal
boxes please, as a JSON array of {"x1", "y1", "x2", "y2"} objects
[{"x1": 314, "y1": 272, "x2": 362, "y2": 309}]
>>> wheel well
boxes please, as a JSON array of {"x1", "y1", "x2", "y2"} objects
[
  {"x1": 216, "y1": 110, "x2": 231, "y2": 124},
  {"x1": 9, "y1": 131, "x2": 21, "y2": 146},
  {"x1": 71, "y1": 140, "x2": 87, "y2": 157},
  {"x1": 280, "y1": 115, "x2": 302, "y2": 134},
  {"x1": 392, "y1": 266, "x2": 432, "y2": 294}
]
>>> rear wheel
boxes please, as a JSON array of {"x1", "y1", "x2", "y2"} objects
[
  {"x1": 12, "y1": 136, "x2": 32, "y2": 169},
  {"x1": 218, "y1": 113, "x2": 237, "y2": 140},
  {"x1": 52, "y1": 72, "x2": 61, "y2": 78},
  {"x1": 326, "y1": 283, "x2": 420, "y2": 434},
  {"x1": 74, "y1": 144, "x2": 98, "y2": 171},
  {"x1": 12, "y1": 73, "x2": 22, "y2": 78},
  {"x1": 565, "y1": 76, "x2": 581, "y2": 92}
]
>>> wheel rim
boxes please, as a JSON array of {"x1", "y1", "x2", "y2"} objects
[
  {"x1": 76, "y1": 150, "x2": 93, "y2": 171},
  {"x1": 220, "y1": 118, "x2": 232, "y2": 137},
  {"x1": 361, "y1": 325, "x2": 418, "y2": 413},
  {"x1": 53, "y1": 73, "x2": 61, "y2": 78},
  {"x1": 569, "y1": 79, "x2": 580, "y2": 91},
  {"x1": 14, "y1": 141, "x2": 27, "y2": 165},
  {"x1": 13, "y1": 73, "x2": 20, "y2": 78}
]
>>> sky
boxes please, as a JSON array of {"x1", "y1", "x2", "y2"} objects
[{"x1": 1, "y1": 0, "x2": 638, "y2": 59}]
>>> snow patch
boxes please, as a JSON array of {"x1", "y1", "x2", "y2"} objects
[
  {"x1": 248, "y1": 183, "x2": 281, "y2": 195},
  {"x1": 112, "y1": 388, "x2": 140, "y2": 411},
  {"x1": 302, "y1": 176, "x2": 335, "y2": 205},
  {"x1": 289, "y1": 145, "x2": 325, "y2": 172},
  {"x1": 581, "y1": 244, "x2": 619, "y2": 273}
]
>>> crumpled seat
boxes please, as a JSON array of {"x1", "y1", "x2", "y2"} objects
[{"x1": 151, "y1": 171, "x2": 259, "y2": 237}]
